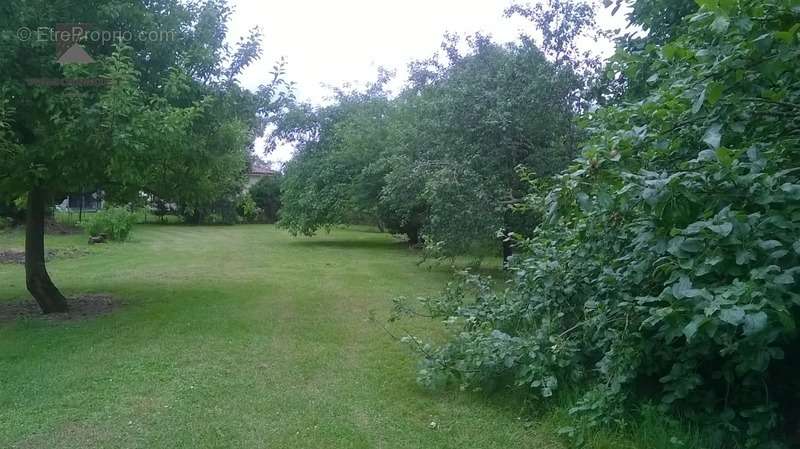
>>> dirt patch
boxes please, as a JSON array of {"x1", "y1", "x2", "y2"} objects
[
  {"x1": 0, "y1": 250, "x2": 25, "y2": 264},
  {"x1": 0, "y1": 220, "x2": 82, "y2": 235},
  {"x1": 0, "y1": 248, "x2": 90, "y2": 264},
  {"x1": 45, "y1": 219, "x2": 82, "y2": 235},
  {"x1": 49, "y1": 247, "x2": 90, "y2": 260},
  {"x1": 0, "y1": 294, "x2": 120, "y2": 323}
]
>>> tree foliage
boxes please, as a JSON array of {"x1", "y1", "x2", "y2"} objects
[
  {"x1": 277, "y1": 30, "x2": 586, "y2": 258},
  {"x1": 82, "y1": 206, "x2": 137, "y2": 241},
  {"x1": 397, "y1": 0, "x2": 800, "y2": 446},
  {"x1": 0, "y1": 0, "x2": 287, "y2": 312},
  {"x1": 248, "y1": 173, "x2": 283, "y2": 223},
  {"x1": 277, "y1": 85, "x2": 395, "y2": 235}
]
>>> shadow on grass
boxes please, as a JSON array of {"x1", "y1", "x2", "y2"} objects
[{"x1": 288, "y1": 238, "x2": 411, "y2": 251}]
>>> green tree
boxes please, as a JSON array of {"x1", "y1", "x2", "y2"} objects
[
  {"x1": 276, "y1": 31, "x2": 584, "y2": 261},
  {"x1": 400, "y1": 0, "x2": 800, "y2": 445},
  {"x1": 146, "y1": 58, "x2": 289, "y2": 224},
  {"x1": 276, "y1": 81, "x2": 398, "y2": 236},
  {"x1": 0, "y1": 0, "x2": 286, "y2": 313},
  {"x1": 395, "y1": 33, "x2": 585, "y2": 259}
]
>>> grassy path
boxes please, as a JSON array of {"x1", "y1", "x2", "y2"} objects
[{"x1": 0, "y1": 225, "x2": 560, "y2": 449}]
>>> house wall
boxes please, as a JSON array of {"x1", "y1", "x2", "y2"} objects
[{"x1": 246, "y1": 174, "x2": 264, "y2": 190}]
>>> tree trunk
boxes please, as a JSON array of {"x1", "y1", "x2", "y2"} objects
[
  {"x1": 25, "y1": 188, "x2": 68, "y2": 314},
  {"x1": 406, "y1": 227, "x2": 421, "y2": 246}
]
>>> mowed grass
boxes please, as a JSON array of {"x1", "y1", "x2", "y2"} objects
[
  {"x1": 0, "y1": 225, "x2": 711, "y2": 449},
  {"x1": 0, "y1": 225, "x2": 562, "y2": 449}
]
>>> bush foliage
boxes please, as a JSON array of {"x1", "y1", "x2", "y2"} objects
[
  {"x1": 396, "y1": 0, "x2": 800, "y2": 446},
  {"x1": 82, "y1": 207, "x2": 137, "y2": 241},
  {"x1": 248, "y1": 173, "x2": 282, "y2": 223},
  {"x1": 275, "y1": 30, "x2": 585, "y2": 258}
]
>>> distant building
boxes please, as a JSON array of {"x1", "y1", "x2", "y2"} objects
[{"x1": 247, "y1": 158, "x2": 276, "y2": 190}]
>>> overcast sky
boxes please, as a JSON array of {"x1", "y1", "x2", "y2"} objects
[{"x1": 226, "y1": 0, "x2": 630, "y2": 166}]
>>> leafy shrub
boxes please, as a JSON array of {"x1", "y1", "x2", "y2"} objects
[
  {"x1": 396, "y1": 1, "x2": 800, "y2": 447},
  {"x1": 82, "y1": 207, "x2": 137, "y2": 241},
  {"x1": 237, "y1": 193, "x2": 262, "y2": 223}
]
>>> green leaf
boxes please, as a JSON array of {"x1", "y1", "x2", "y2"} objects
[
  {"x1": 775, "y1": 272, "x2": 795, "y2": 285},
  {"x1": 746, "y1": 146, "x2": 760, "y2": 161},
  {"x1": 708, "y1": 222, "x2": 733, "y2": 237},
  {"x1": 642, "y1": 188, "x2": 660, "y2": 206},
  {"x1": 777, "y1": 310, "x2": 796, "y2": 332},
  {"x1": 775, "y1": 24, "x2": 800, "y2": 43},
  {"x1": 743, "y1": 312, "x2": 768, "y2": 335},
  {"x1": 752, "y1": 32, "x2": 774, "y2": 52},
  {"x1": 704, "y1": 301, "x2": 720, "y2": 316},
  {"x1": 683, "y1": 316, "x2": 705, "y2": 341},
  {"x1": 720, "y1": 308, "x2": 745, "y2": 326},
  {"x1": 703, "y1": 123, "x2": 723, "y2": 149},
  {"x1": 717, "y1": 0, "x2": 736, "y2": 13},
  {"x1": 671, "y1": 276, "x2": 703, "y2": 299},
  {"x1": 780, "y1": 183, "x2": 800, "y2": 200},
  {"x1": 770, "y1": 249, "x2": 789, "y2": 259},
  {"x1": 794, "y1": 240, "x2": 800, "y2": 255},
  {"x1": 706, "y1": 82, "x2": 724, "y2": 105},
  {"x1": 692, "y1": 89, "x2": 706, "y2": 113},
  {"x1": 678, "y1": 238, "x2": 704, "y2": 254},
  {"x1": 711, "y1": 15, "x2": 730, "y2": 33},
  {"x1": 758, "y1": 240, "x2": 782, "y2": 250},
  {"x1": 694, "y1": 0, "x2": 716, "y2": 9},
  {"x1": 715, "y1": 147, "x2": 733, "y2": 166},
  {"x1": 697, "y1": 149, "x2": 716, "y2": 161},
  {"x1": 576, "y1": 192, "x2": 592, "y2": 211},
  {"x1": 557, "y1": 427, "x2": 576, "y2": 437},
  {"x1": 667, "y1": 237, "x2": 685, "y2": 256},
  {"x1": 663, "y1": 43, "x2": 679, "y2": 59}
]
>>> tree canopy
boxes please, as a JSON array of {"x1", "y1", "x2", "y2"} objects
[
  {"x1": 397, "y1": 0, "x2": 800, "y2": 446},
  {"x1": 276, "y1": 26, "x2": 589, "y2": 260},
  {"x1": 0, "y1": 0, "x2": 288, "y2": 312}
]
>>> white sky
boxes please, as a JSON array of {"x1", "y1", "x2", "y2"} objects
[{"x1": 226, "y1": 0, "x2": 630, "y2": 167}]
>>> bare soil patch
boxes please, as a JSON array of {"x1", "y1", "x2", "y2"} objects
[
  {"x1": 0, "y1": 247, "x2": 90, "y2": 264},
  {"x1": 0, "y1": 294, "x2": 120, "y2": 323},
  {"x1": 45, "y1": 219, "x2": 82, "y2": 235},
  {"x1": 0, "y1": 250, "x2": 25, "y2": 264}
]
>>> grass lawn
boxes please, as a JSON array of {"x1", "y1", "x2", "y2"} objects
[
  {"x1": 0, "y1": 225, "x2": 706, "y2": 449},
  {"x1": 0, "y1": 225, "x2": 565, "y2": 449}
]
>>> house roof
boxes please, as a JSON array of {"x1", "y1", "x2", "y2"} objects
[{"x1": 249, "y1": 158, "x2": 275, "y2": 176}]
